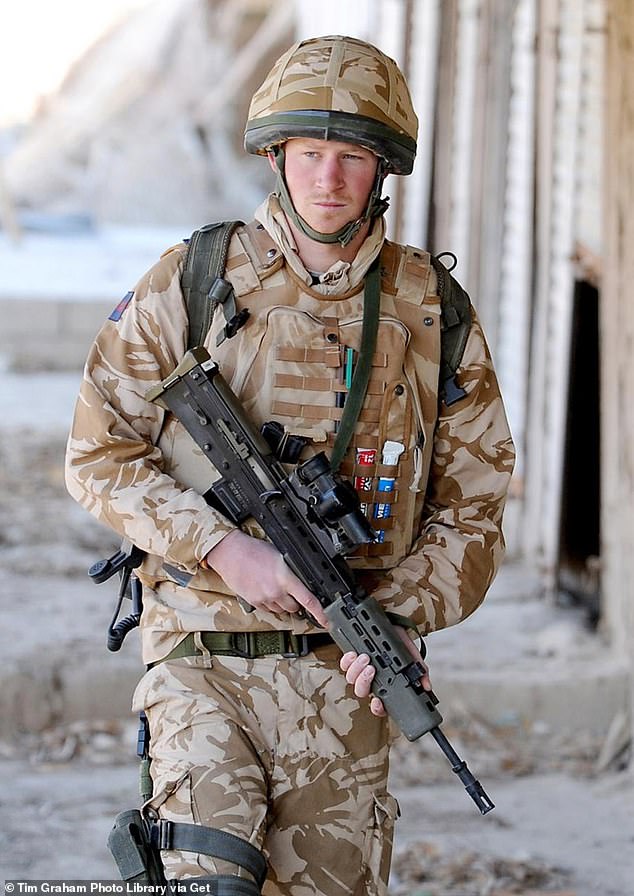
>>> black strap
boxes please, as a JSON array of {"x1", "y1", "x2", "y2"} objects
[
  {"x1": 182, "y1": 222, "x2": 243, "y2": 351},
  {"x1": 430, "y1": 254, "x2": 473, "y2": 406},
  {"x1": 167, "y1": 874, "x2": 262, "y2": 896},
  {"x1": 330, "y1": 255, "x2": 382, "y2": 470},
  {"x1": 152, "y1": 821, "x2": 267, "y2": 887},
  {"x1": 172, "y1": 877, "x2": 260, "y2": 895}
]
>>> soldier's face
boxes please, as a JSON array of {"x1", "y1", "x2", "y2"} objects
[{"x1": 279, "y1": 138, "x2": 378, "y2": 234}]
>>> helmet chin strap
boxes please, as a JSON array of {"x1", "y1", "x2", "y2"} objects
[{"x1": 273, "y1": 147, "x2": 389, "y2": 248}]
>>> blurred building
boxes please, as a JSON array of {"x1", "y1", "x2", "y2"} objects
[{"x1": 3, "y1": 0, "x2": 295, "y2": 227}]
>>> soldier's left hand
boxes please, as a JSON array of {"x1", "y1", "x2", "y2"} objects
[{"x1": 339, "y1": 627, "x2": 431, "y2": 716}]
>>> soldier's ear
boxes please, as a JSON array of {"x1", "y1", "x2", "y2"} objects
[{"x1": 267, "y1": 150, "x2": 277, "y2": 173}]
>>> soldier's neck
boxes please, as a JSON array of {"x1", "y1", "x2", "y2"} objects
[{"x1": 288, "y1": 219, "x2": 371, "y2": 272}]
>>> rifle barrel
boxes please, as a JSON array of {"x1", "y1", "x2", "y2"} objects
[{"x1": 430, "y1": 727, "x2": 495, "y2": 815}]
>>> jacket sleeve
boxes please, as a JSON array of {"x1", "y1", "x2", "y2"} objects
[
  {"x1": 368, "y1": 312, "x2": 516, "y2": 633},
  {"x1": 64, "y1": 246, "x2": 236, "y2": 573}
]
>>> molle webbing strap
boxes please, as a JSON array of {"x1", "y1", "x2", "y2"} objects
[
  {"x1": 274, "y1": 373, "x2": 385, "y2": 395},
  {"x1": 276, "y1": 346, "x2": 389, "y2": 367},
  {"x1": 182, "y1": 221, "x2": 243, "y2": 351},
  {"x1": 330, "y1": 256, "x2": 382, "y2": 471},
  {"x1": 272, "y1": 400, "x2": 381, "y2": 425},
  {"x1": 152, "y1": 821, "x2": 267, "y2": 887}
]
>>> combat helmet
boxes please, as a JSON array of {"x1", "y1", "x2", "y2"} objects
[{"x1": 245, "y1": 35, "x2": 418, "y2": 246}]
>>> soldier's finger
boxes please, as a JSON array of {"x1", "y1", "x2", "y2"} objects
[
  {"x1": 340, "y1": 651, "x2": 357, "y2": 672},
  {"x1": 344, "y1": 654, "x2": 375, "y2": 697},
  {"x1": 272, "y1": 592, "x2": 303, "y2": 615},
  {"x1": 354, "y1": 662, "x2": 376, "y2": 698},
  {"x1": 291, "y1": 589, "x2": 329, "y2": 628},
  {"x1": 342, "y1": 652, "x2": 369, "y2": 682}
]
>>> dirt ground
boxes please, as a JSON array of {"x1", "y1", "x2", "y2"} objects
[{"x1": 1, "y1": 378, "x2": 632, "y2": 895}]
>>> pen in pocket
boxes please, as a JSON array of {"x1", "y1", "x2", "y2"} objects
[{"x1": 344, "y1": 347, "x2": 355, "y2": 388}]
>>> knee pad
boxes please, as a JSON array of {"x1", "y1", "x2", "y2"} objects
[{"x1": 151, "y1": 820, "x2": 266, "y2": 894}]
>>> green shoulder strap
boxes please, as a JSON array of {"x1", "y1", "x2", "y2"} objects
[
  {"x1": 430, "y1": 253, "x2": 473, "y2": 406},
  {"x1": 330, "y1": 256, "x2": 381, "y2": 471},
  {"x1": 181, "y1": 221, "x2": 245, "y2": 350}
]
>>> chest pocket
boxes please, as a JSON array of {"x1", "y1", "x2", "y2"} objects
[{"x1": 233, "y1": 305, "x2": 424, "y2": 570}]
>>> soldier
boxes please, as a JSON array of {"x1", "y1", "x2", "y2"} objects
[{"x1": 66, "y1": 35, "x2": 515, "y2": 895}]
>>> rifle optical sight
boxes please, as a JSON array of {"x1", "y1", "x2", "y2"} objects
[{"x1": 292, "y1": 452, "x2": 377, "y2": 553}]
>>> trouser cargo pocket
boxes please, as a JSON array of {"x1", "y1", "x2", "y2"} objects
[{"x1": 360, "y1": 791, "x2": 401, "y2": 895}]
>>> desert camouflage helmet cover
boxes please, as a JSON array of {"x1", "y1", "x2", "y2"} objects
[{"x1": 245, "y1": 35, "x2": 418, "y2": 175}]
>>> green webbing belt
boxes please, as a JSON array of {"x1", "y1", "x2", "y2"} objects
[
  {"x1": 154, "y1": 630, "x2": 333, "y2": 665},
  {"x1": 330, "y1": 255, "x2": 382, "y2": 471}
]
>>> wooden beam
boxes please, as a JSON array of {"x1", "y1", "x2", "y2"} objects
[{"x1": 601, "y1": 0, "x2": 634, "y2": 664}]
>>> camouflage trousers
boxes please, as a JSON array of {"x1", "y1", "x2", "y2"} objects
[{"x1": 131, "y1": 642, "x2": 399, "y2": 895}]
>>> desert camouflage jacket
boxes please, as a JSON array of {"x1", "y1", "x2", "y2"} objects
[{"x1": 65, "y1": 201, "x2": 515, "y2": 664}]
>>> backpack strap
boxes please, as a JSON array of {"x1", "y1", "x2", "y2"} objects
[
  {"x1": 430, "y1": 253, "x2": 473, "y2": 406},
  {"x1": 181, "y1": 221, "x2": 246, "y2": 350}
]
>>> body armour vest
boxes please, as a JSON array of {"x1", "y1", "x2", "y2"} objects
[{"x1": 155, "y1": 220, "x2": 448, "y2": 578}]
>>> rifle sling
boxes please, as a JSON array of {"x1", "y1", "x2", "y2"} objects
[{"x1": 330, "y1": 255, "x2": 381, "y2": 471}]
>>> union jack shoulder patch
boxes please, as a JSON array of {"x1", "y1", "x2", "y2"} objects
[{"x1": 109, "y1": 291, "x2": 134, "y2": 321}]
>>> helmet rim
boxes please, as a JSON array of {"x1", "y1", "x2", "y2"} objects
[{"x1": 244, "y1": 109, "x2": 416, "y2": 175}]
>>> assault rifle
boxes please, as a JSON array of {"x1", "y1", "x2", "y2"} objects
[{"x1": 146, "y1": 346, "x2": 494, "y2": 815}]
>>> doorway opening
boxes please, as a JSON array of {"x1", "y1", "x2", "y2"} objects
[{"x1": 557, "y1": 279, "x2": 601, "y2": 625}]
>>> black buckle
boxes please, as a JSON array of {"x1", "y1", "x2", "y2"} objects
[
  {"x1": 151, "y1": 819, "x2": 174, "y2": 850},
  {"x1": 282, "y1": 633, "x2": 310, "y2": 658},
  {"x1": 228, "y1": 632, "x2": 260, "y2": 658}
]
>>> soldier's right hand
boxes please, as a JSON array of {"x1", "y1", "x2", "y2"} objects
[{"x1": 204, "y1": 529, "x2": 329, "y2": 627}]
